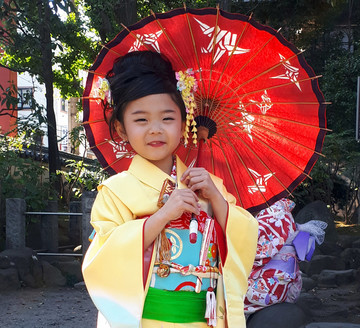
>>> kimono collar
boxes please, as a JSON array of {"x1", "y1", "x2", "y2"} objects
[{"x1": 128, "y1": 155, "x2": 188, "y2": 192}]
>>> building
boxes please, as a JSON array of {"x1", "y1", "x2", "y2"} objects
[
  {"x1": 0, "y1": 66, "x2": 95, "y2": 162},
  {"x1": 0, "y1": 65, "x2": 17, "y2": 136}
]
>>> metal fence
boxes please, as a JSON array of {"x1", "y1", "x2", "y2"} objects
[{"x1": 5, "y1": 191, "x2": 96, "y2": 256}]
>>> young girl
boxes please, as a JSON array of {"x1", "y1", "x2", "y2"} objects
[{"x1": 82, "y1": 50, "x2": 259, "y2": 328}]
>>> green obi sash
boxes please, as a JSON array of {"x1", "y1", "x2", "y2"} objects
[{"x1": 142, "y1": 287, "x2": 207, "y2": 323}]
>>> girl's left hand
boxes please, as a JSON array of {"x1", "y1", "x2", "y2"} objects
[{"x1": 180, "y1": 167, "x2": 220, "y2": 202}]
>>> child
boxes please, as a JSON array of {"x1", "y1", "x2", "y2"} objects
[{"x1": 82, "y1": 50, "x2": 259, "y2": 328}]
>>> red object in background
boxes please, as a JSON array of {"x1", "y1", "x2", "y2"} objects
[
  {"x1": 82, "y1": 7, "x2": 327, "y2": 213},
  {"x1": 0, "y1": 66, "x2": 17, "y2": 136}
]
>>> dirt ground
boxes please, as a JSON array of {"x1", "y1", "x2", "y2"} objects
[
  {"x1": 0, "y1": 285, "x2": 97, "y2": 328},
  {"x1": 0, "y1": 281, "x2": 359, "y2": 327}
]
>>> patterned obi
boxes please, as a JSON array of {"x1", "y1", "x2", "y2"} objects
[{"x1": 150, "y1": 210, "x2": 219, "y2": 292}]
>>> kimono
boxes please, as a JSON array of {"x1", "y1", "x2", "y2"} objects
[
  {"x1": 244, "y1": 199, "x2": 327, "y2": 316},
  {"x1": 82, "y1": 154, "x2": 258, "y2": 328}
]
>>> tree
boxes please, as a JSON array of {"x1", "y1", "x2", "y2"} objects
[
  {"x1": 83, "y1": 0, "x2": 137, "y2": 43},
  {"x1": 0, "y1": 0, "x2": 97, "y2": 191},
  {"x1": 83, "y1": 0, "x2": 219, "y2": 44}
]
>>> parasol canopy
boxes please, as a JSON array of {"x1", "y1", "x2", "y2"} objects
[{"x1": 82, "y1": 6, "x2": 327, "y2": 213}]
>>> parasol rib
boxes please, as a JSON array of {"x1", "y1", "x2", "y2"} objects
[
  {"x1": 222, "y1": 134, "x2": 271, "y2": 207},
  {"x1": 151, "y1": 10, "x2": 188, "y2": 69},
  {"x1": 82, "y1": 119, "x2": 106, "y2": 126},
  {"x1": 103, "y1": 151, "x2": 136, "y2": 171},
  {"x1": 120, "y1": 23, "x2": 153, "y2": 51},
  {"x1": 212, "y1": 31, "x2": 285, "y2": 102},
  {"x1": 240, "y1": 75, "x2": 322, "y2": 98},
  {"x1": 216, "y1": 138, "x2": 244, "y2": 207},
  {"x1": 237, "y1": 107, "x2": 331, "y2": 131},
  {"x1": 219, "y1": 118, "x2": 325, "y2": 157},
  {"x1": 89, "y1": 135, "x2": 122, "y2": 149},
  {"x1": 223, "y1": 132, "x2": 293, "y2": 198},
  {"x1": 209, "y1": 139, "x2": 215, "y2": 175},
  {"x1": 185, "y1": 10, "x2": 207, "y2": 106},
  {"x1": 217, "y1": 52, "x2": 304, "y2": 103},
  {"x1": 219, "y1": 125, "x2": 312, "y2": 179},
  {"x1": 81, "y1": 96, "x2": 103, "y2": 101},
  {"x1": 209, "y1": 14, "x2": 252, "y2": 113},
  {"x1": 85, "y1": 70, "x2": 106, "y2": 77},
  {"x1": 205, "y1": 5, "x2": 220, "y2": 115},
  {"x1": 102, "y1": 44, "x2": 124, "y2": 57},
  {"x1": 214, "y1": 75, "x2": 322, "y2": 123},
  {"x1": 241, "y1": 101, "x2": 330, "y2": 106},
  {"x1": 211, "y1": 51, "x2": 303, "y2": 122},
  {"x1": 200, "y1": 95, "x2": 328, "y2": 131}
]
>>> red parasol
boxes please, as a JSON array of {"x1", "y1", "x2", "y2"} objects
[{"x1": 82, "y1": 6, "x2": 327, "y2": 213}]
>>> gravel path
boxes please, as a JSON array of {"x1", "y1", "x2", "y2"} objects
[
  {"x1": 0, "y1": 286, "x2": 97, "y2": 328},
  {"x1": 1, "y1": 282, "x2": 359, "y2": 327}
]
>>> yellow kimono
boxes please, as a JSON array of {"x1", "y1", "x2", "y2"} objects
[{"x1": 82, "y1": 154, "x2": 258, "y2": 328}]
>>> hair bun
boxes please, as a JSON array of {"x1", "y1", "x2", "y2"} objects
[{"x1": 105, "y1": 50, "x2": 186, "y2": 140}]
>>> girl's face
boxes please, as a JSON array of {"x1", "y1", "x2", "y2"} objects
[{"x1": 115, "y1": 93, "x2": 185, "y2": 175}]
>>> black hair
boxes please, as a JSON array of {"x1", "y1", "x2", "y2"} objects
[{"x1": 105, "y1": 51, "x2": 186, "y2": 140}]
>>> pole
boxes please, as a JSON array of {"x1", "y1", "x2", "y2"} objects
[{"x1": 356, "y1": 76, "x2": 360, "y2": 141}]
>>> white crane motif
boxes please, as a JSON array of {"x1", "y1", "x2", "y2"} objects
[
  {"x1": 250, "y1": 90, "x2": 273, "y2": 115},
  {"x1": 229, "y1": 102, "x2": 255, "y2": 141},
  {"x1": 271, "y1": 54, "x2": 301, "y2": 91},
  {"x1": 129, "y1": 30, "x2": 163, "y2": 53},
  {"x1": 108, "y1": 140, "x2": 134, "y2": 159},
  {"x1": 194, "y1": 18, "x2": 250, "y2": 64},
  {"x1": 247, "y1": 168, "x2": 274, "y2": 194}
]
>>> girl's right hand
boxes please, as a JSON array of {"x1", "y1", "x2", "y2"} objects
[{"x1": 159, "y1": 188, "x2": 200, "y2": 224}]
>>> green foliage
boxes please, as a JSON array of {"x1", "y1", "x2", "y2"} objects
[
  {"x1": 0, "y1": 135, "x2": 54, "y2": 211},
  {"x1": 0, "y1": 83, "x2": 18, "y2": 113},
  {"x1": 57, "y1": 159, "x2": 108, "y2": 205},
  {"x1": 293, "y1": 131, "x2": 360, "y2": 222},
  {"x1": 321, "y1": 46, "x2": 360, "y2": 134},
  {"x1": 83, "y1": 0, "x2": 219, "y2": 44}
]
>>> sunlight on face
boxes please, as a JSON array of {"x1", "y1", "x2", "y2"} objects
[{"x1": 115, "y1": 93, "x2": 185, "y2": 174}]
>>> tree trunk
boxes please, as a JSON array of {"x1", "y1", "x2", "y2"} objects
[
  {"x1": 219, "y1": 0, "x2": 231, "y2": 12},
  {"x1": 38, "y1": 0, "x2": 60, "y2": 190},
  {"x1": 114, "y1": 0, "x2": 137, "y2": 27}
]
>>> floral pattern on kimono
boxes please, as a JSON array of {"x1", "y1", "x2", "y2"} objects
[{"x1": 244, "y1": 199, "x2": 302, "y2": 315}]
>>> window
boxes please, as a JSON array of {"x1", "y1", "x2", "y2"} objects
[
  {"x1": 61, "y1": 98, "x2": 67, "y2": 112},
  {"x1": 17, "y1": 87, "x2": 34, "y2": 109},
  {"x1": 59, "y1": 126, "x2": 68, "y2": 152}
]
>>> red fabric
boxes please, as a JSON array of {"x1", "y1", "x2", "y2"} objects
[
  {"x1": 244, "y1": 199, "x2": 301, "y2": 314},
  {"x1": 214, "y1": 219, "x2": 227, "y2": 268},
  {"x1": 83, "y1": 7, "x2": 326, "y2": 213}
]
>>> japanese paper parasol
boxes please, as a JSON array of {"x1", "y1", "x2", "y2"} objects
[{"x1": 82, "y1": 6, "x2": 327, "y2": 214}]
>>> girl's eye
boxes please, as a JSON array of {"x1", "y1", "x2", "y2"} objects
[
  {"x1": 135, "y1": 118, "x2": 147, "y2": 122},
  {"x1": 163, "y1": 117, "x2": 175, "y2": 121}
]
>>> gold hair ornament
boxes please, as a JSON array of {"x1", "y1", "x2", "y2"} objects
[{"x1": 176, "y1": 69, "x2": 198, "y2": 146}]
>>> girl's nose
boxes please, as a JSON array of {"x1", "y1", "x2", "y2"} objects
[{"x1": 149, "y1": 121, "x2": 163, "y2": 134}]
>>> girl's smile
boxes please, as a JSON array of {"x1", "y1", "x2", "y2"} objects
[
  {"x1": 148, "y1": 141, "x2": 166, "y2": 147},
  {"x1": 115, "y1": 93, "x2": 185, "y2": 175}
]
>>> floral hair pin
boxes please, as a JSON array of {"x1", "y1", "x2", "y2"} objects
[
  {"x1": 95, "y1": 77, "x2": 112, "y2": 105},
  {"x1": 176, "y1": 69, "x2": 198, "y2": 146}
]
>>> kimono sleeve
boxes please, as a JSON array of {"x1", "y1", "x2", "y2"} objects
[
  {"x1": 82, "y1": 185, "x2": 149, "y2": 328},
  {"x1": 218, "y1": 183, "x2": 259, "y2": 327}
]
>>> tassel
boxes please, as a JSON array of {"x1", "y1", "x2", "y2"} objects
[
  {"x1": 205, "y1": 287, "x2": 217, "y2": 327},
  {"x1": 159, "y1": 229, "x2": 171, "y2": 263}
]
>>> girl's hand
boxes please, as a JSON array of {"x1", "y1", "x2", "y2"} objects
[
  {"x1": 180, "y1": 167, "x2": 220, "y2": 202},
  {"x1": 159, "y1": 188, "x2": 200, "y2": 223},
  {"x1": 181, "y1": 167, "x2": 228, "y2": 233}
]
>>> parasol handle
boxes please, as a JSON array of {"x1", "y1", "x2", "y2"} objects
[{"x1": 189, "y1": 138, "x2": 206, "y2": 244}]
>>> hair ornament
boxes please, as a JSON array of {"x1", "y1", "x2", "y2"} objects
[
  {"x1": 176, "y1": 69, "x2": 198, "y2": 146},
  {"x1": 95, "y1": 77, "x2": 112, "y2": 105}
]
